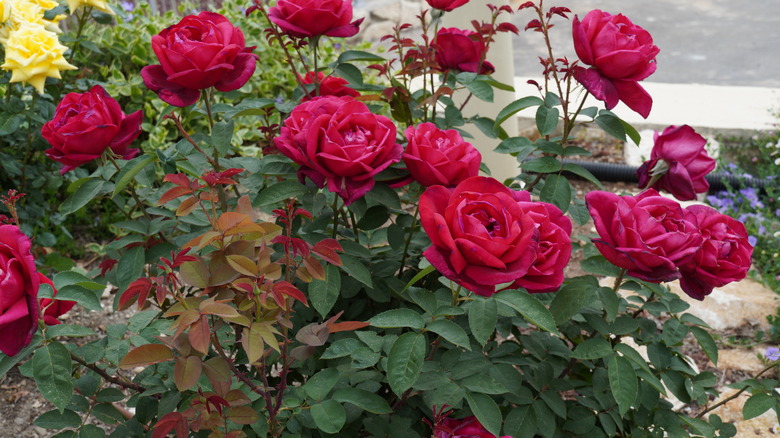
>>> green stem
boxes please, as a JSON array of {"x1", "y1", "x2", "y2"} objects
[
  {"x1": 398, "y1": 202, "x2": 421, "y2": 278},
  {"x1": 331, "y1": 197, "x2": 340, "y2": 239},
  {"x1": 202, "y1": 88, "x2": 215, "y2": 132},
  {"x1": 67, "y1": 7, "x2": 92, "y2": 63},
  {"x1": 613, "y1": 268, "x2": 626, "y2": 294},
  {"x1": 311, "y1": 36, "x2": 321, "y2": 96}
]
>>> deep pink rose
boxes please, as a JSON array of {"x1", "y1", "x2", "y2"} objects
[
  {"x1": 269, "y1": 0, "x2": 363, "y2": 39},
  {"x1": 0, "y1": 225, "x2": 40, "y2": 356},
  {"x1": 426, "y1": 0, "x2": 470, "y2": 12},
  {"x1": 420, "y1": 176, "x2": 539, "y2": 296},
  {"x1": 434, "y1": 28, "x2": 495, "y2": 75},
  {"x1": 38, "y1": 273, "x2": 76, "y2": 326},
  {"x1": 636, "y1": 125, "x2": 716, "y2": 201},
  {"x1": 572, "y1": 9, "x2": 659, "y2": 118},
  {"x1": 141, "y1": 11, "x2": 258, "y2": 107},
  {"x1": 586, "y1": 189, "x2": 702, "y2": 282},
  {"x1": 435, "y1": 416, "x2": 510, "y2": 438},
  {"x1": 301, "y1": 71, "x2": 359, "y2": 101},
  {"x1": 512, "y1": 199, "x2": 572, "y2": 293},
  {"x1": 403, "y1": 122, "x2": 481, "y2": 187},
  {"x1": 273, "y1": 96, "x2": 402, "y2": 205},
  {"x1": 678, "y1": 205, "x2": 753, "y2": 300},
  {"x1": 43, "y1": 85, "x2": 142, "y2": 174}
]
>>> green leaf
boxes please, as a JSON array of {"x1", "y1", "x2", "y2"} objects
[
  {"x1": 79, "y1": 424, "x2": 107, "y2": 438},
  {"x1": 743, "y1": 393, "x2": 775, "y2": 420},
  {"x1": 494, "y1": 96, "x2": 544, "y2": 128},
  {"x1": 621, "y1": 119, "x2": 642, "y2": 145},
  {"x1": 535, "y1": 105, "x2": 559, "y2": 136},
  {"x1": 339, "y1": 254, "x2": 373, "y2": 288},
  {"x1": 113, "y1": 154, "x2": 156, "y2": 197},
  {"x1": 0, "y1": 113, "x2": 23, "y2": 135},
  {"x1": 598, "y1": 286, "x2": 620, "y2": 322},
  {"x1": 562, "y1": 162, "x2": 604, "y2": 189},
  {"x1": 387, "y1": 332, "x2": 426, "y2": 395},
  {"x1": 116, "y1": 246, "x2": 145, "y2": 293},
  {"x1": 0, "y1": 334, "x2": 41, "y2": 378},
  {"x1": 33, "y1": 342, "x2": 73, "y2": 412},
  {"x1": 402, "y1": 264, "x2": 435, "y2": 292},
  {"x1": 309, "y1": 265, "x2": 341, "y2": 318},
  {"x1": 335, "y1": 63, "x2": 364, "y2": 84},
  {"x1": 254, "y1": 181, "x2": 309, "y2": 206},
  {"x1": 310, "y1": 399, "x2": 346, "y2": 434},
  {"x1": 521, "y1": 157, "x2": 562, "y2": 173},
  {"x1": 595, "y1": 112, "x2": 626, "y2": 142},
  {"x1": 460, "y1": 374, "x2": 508, "y2": 394},
  {"x1": 493, "y1": 136, "x2": 534, "y2": 156},
  {"x1": 332, "y1": 388, "x2": 392, "y2": 414},
  {"x1": 46, "y1": 325, "x2": 96, "y2": 338},
  {"x1": 504, "y1": 406, "x2": 536, "y2": 437},
  {"x1": 494, "y1": 289, "x2": 559, "y2": 335},
  {"x1": 336, "y1": 50, "x2": 385, "y2": 64},
  {"x1": 539, "y1": 174, "x2": 571, "y2": 213},
  {"x1": 689, "y1": 326, "x2": 718, "y2": 366},
  {"x1": 549, "y1": 277, "x2": 598, "y2": 324},
  {"x1": 466, "y1": 80, "x2": 494, "y2": 102},
  {"x1": 305, "y1": 368, "x2": 339, "y2": 401},
  {"x1": 356, "y1": 205, "x2": 389, "y2": 230},
  {"x1": 568, "y1": 202, "x2": 590, "y2": 226},
  {"x1": 210, "y1": 120, "x2": 234, "y2": 156},
  {"x1": 369, "y1": 309, "x2": 425, "y2": 329},
  {"x1": 60, "y1": 178, "x2": 104, "y2": 216},
  {"x1": 34, "y1": 409, "x2": 81, "y2": 429},
  {"x1": 468, "y1": 298, "x2": 497, "y2": 346},
  {"x1": 55, "y1": 285, "x2": 101, "y2": 312},
  {"x1": 608, "y1": 354, "x2": 637, "y2": 416},
  {"x1": 572, "y1": 337, "x2": 612, "y2": 360},
  {"x1": 426, "y1": 319, "x2": 470, "y2": 350},
  {"x1": 581, "y1": 256, "x2": 623, "y2": 277},
  {"x1": 465, "y1": 392, "x2": 502, "y2": 437}
]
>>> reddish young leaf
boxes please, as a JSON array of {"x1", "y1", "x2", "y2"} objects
[
  {"x1": 119, "y1": 277, "x2": 152, "y2": 311},
  {"x1": 517, "y1": 1, "x2": 535, "y2": 10},
  {"x1": 174, "y1": 356, "x2": 203, "y2": 391},
  {"x1": 158, "y1": 186, "x2": 194, "y2": 206},
  {"x1": 99, "y1": 258, "x2": 118, "y2": 276},
  {"x1": 189, "y1": 315, "x2": 211, "y2": 355},
  {"x1": 152, "y1": 412, "x2": 189, "y2": 438},
  {"x1": 227, "y1": 406, "x2": 260, "y2": 425},
  {"x1": 273, "y1": 281, "x2": 308, "y2": 306},
  {"x1": 118, "y1": 344, "x2": 174, "y2": 369},
  {"x1": 328, "y1": 321, "x2": 370, "y2": 333},
  {"x1": 497, "y1": 22, "x2": 520, "y2": 34}
]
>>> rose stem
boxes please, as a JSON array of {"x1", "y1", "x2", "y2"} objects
[
  {"x1": 397, "y1": 200, "x2": 421, "y2": 278},
  {"x1": 331, "y1": 196, "x2": 341, "y2": 239},
  {"x1": 105, "y1": 153, "x2": 153, "y2": 222},
  {"x1": 67, "y1": 7, "x2": 93, "y2": 63},
  {"x1": 311, "y1": 36, "x2": 321, "y2": 96}
]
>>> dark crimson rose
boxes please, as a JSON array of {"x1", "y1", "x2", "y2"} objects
[
  {"x1": 141, "y1": 11, "x2": 258, "y2": 107},
  {"x1": 425, "y1": 0, "x2": 470, "y2": 12},
  {"x1": 403, "y1": 122, "x2": 481, "y2": 187},
  {"x1": 0, "y1": 225, "x2": 40, "y2": 356},
  {"x1": 586, "y1": 189, "x2": 702, "y2": 282},
  {"x1": 420, "y1": 176, "x2": 539, "y2": 296},
  {"x1": 301, "y1": 71, "x2": 359, "y2": 101},
  {"x1": 269, "y1": 0, "x2": 363, "y2": 39},
  {"x1": 434, "y1": 27, "x2": 495, "y2": 75},
  {"x1": 38, "y1": 273, "x2": 76, "y2": 326},
  {"x1": 572, "y1": 9, "x2": 659, "y2": 118},
  {"x1": 512, "y1": 198, "x2": 572, "y2": 293},
  {"x1": 274, "y1": 96, "x2": 401, "y2": 205},
  {"x1": 636, "y1": 125, "x2": 716, "y2": 201},
  {"x1": 43, "y1": 85, "x2": 142, "y2": 174},
  {"x1": 678, "y1": 205, "x2": 753, "y2": 300},
  {"x1": 435, "y1": 416, "x2": 510, "y2": 438}
]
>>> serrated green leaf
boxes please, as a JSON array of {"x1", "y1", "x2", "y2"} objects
[
  {"x1": 113, "y1": 154, "x2": 156, "y2": 197},
  {"x1": 339, "y1": 254, "x2": 373, "y2": 288},
  {"x1": 465, "y1": 392, "x2": 502, "y2": 437},
  {"x1": 309, "y1": 265, "x2": 341, "y2": 318},
  {"x1": 60, "y1": 179, "x2": 104, "y2": 216},
  {"x1": 539, "y1": 174, "x2": 571, "y2": 213},
  {"x1": 536, "y1": 105, "x2": 559, "y2": 136},
  {"x1": 336, "y1": 50, "x2": 385, "y2": 64},
  {"x1": 494, "y1": 290, "x2": 559, "y2": 335},
  {"x1": 34, "y1": 409, "x2": 81, "y2": 429},
  {"x1": 369, "y1": 309, "x2": 425, "y2": 329},
  {"x1": 468, "y1": 298, "x2": 497, "y2": 346},
  {"x1": 46, "y1": 325, "x2": 96, "y2": 338},
  {"x1": 549, "y1": 277, "x2": 597, "y2": 324},
  {"x1": 210, "y1": 120, "x2": 234, "y2": 155},
  {"x1": 310, "y1": 400, "x2": 346, "y2": 434},
  {"x1": 572, "y1": 337, "x2": 612, "y2": 360},
  {"x1": 33, "y1": 342, "x2": 73, "y2": 412},
  {"x1": 495, "y1": 96, "x2": 544, "y2": 128},
  {"x1": 595, "y1": 112, "x2": 626, "y2": 142},
  {"x1": 254, "y1": 181, "x2": 309, "y2": 206},
  {"x1": 743, "y1": 393, "x2": 775, "y2": 420},
  {"x1": 55, "y1": 285, "x2": 101, "y2": 312},
  {"x1": 332, "y1": 388, "x2": 392, "y2": 414},
  {"x1": 689, "y1": 326, "x2": 718, "y2": 366},
  {"x1": 608, "y1": 354, "x2": 637, "y2": 416},
  {"x1": 305, "y1": 368, "x2": 339, "y2": 401},
  {"x1": 562, "y1": 162, "x2": 604, "y2": 189},
  {"x1": 426, "y1": 319, "x2": 470, "y2": 350},
  {"x1": 521, "y1": 156, "x2": 562, "y2": 173},
  {"x1": 387, "y1": 332, "x2": 426, "y2": 395}
]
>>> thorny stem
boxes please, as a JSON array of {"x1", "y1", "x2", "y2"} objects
[
  {"x1": 613, "y1": 269, "x2": 626, "y2": 294},
  {"x1": 165, "y1": 113, "x2": 219, "y2": 168},
  {"x1": 70, "y1": 352, "x2": 146, "y2": 393},
  {"x1": 696, "y1": 360, "x2": 780, "y2": 418},
  {"x1": 398, "y1": 200, "x2": 421, "y2": 278},
  {"x1": 212, "y1": 333, "x2": 273, "y2": 408},
  {"x1": 252, "y1": 0, "x2": 308, "y2": 91}
]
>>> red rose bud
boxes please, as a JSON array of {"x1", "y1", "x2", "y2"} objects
[
  {"x1": 636, "y1": 125, "x2": 716, "y2": 201},
  {"x1": 678, "y1": 205, "x2": 753, "y2": 300},
  {"x1": 274, "y1": 96, "x2": 401, "y2": 205},
  {"x1": 269, "y1": 0, "x2": 363, "y2": 39},
  {"x1": 425, "y1": 0, "x2": 470, "y2": 12},
  {"x1": 434, "y1": 416, "x2": 511, "y2": 438},
  {"x1": 434, "y1": 27, "x2": 495, "y2": 75},
  {"x1": 586, "y1": 189, "x2": 702, "y2": 282},
  {"x1": 420, "y1": 176, "x2": 540, "y2": 296},
  {"x1": 38, "y1": 273, "x2": 76, "y2": 326},
  {"x1": 141, "y1": 11, "x2": 258, "y2": 107},
  {"x1": 301, "y1": 71, "x2": 359, "y2": 101},
  {"x1": 571, "y1": 9, "x2": 659, "y2": 118},
  {"x1": 43, "y1": 85, "x2": 142, "y2": 174},
  {"x1": 0, "y1": 225, "x2": 40, "y2": 356},
  {"x1": 403, "y1": 122, "x2": 481, "y2": 188}
]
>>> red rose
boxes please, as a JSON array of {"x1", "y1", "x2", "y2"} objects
[
  {"x1": 420, "y1": 176, "x2": 539, "y2": 296},
  {"x1": 269, "y1": 0, "x2": 363, "y2": 39},
  {"x1": 0, "y1": 225, "x2": 40, "y2": 356},
  {"x1": 141, "y1": 11, "x2": 258, "y2": 107},
  {"x1": 512, "y1": 199, "x2": 572, "y2": 293},
  {"x1": 586, "y1": 189, "x2": 702, "y2": 282},
  {"x1": 403, "y1": 122, "x2": 481, "y2": 187},
  {"x1": 678, "y1": 205, "x2": 753, "y2": 300},
  {"x1": 42, "y1": 85, "x2": 142, "y2": 174},
  {"x1": 426, "y1": 0, "x2": 470, "y2": 12},
  {"x1": 636, "y1": 125, "x2": 716, "y2": 201},
  {"x1": 434, "y1": 27, "x2": 495, "y2": 75},
  {"x1": 572, "y1": 9, "x2": 659, "y2": 118},
  {"x1": 38, "y1": 273, "x2": 76, "y2": 326},
  {"x1": 435, "y1": 416, "x2": 510, "y2": 438},
  {"x1": 274, "y1": 96, "x2": 402, "y2": 205},
  {"x1": 301, "y1": 71, "x2": 359, "y2": 101}
]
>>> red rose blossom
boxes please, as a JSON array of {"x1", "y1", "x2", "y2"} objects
[
  {"x1": 403, "y1": 122, "x2": 481, "y2": 188},
  {"x1": 420, "y1": 176, "x2": 539, "y2": 296},
  {"x1": 0, "y1": 225, "x2": 40, "y2": 356},
  {"x1": 269, "y1": 0, "x2": 363, "y2": 39},
  {"x1": 425, "y1": 0, "x2": 470, "y2": 12},
  {"x1": 274, "y1": 96, "x2": 401, "y2": 205},
  {"x1": 636, "y1": 125, "x2": 716, "y2": 201},
  {"x1": 38, "y1": 273, "x2": 76, "y2": 326},
  {"x1": 141, "y1": 11, "x2": 258, "y2": 107},
  {"x1": 434, "y1": 27, "x2": 495, "y2": 75},
  {"x1": 572, "y1": 9, "x2": 659, "y2": 118},
  {"x1": 43, "y1": 85, "x2": 142, "y2": 174},
  {"x1": 301, "y1": 71, "x2": 359, "y2": 101}
]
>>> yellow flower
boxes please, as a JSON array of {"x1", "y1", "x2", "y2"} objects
[
  {"x1": 67, "y1": 0, "x2": 114, "y2": 15},
  {"x1": 1, "y1": 23, "x2": 76, "y2": 93},
  {"x1": 7, "y1": 0, "x2": 64, "y2": 33},
  {"x1": 0, "y1": 1, "x2": 12, "y2": 23}
]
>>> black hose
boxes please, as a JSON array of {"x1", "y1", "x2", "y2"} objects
[{"x1": 561, "y1": 160, "x2": 775, "y2": 193}]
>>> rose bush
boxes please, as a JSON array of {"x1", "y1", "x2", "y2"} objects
[
  {"x1": 268, "y1": 0, "x2": 362, "y2": 39},
  {"x1": 403, "y1": 122, "x2": 481, "y2": 187},
  {"x1": 0, "y1": 224, "x2": 39, "y2": 357}
]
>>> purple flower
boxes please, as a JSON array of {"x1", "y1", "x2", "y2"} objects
[
  {"x1": 748, "y1": 235, "x2": 758, "y2": 246},
  {"x1": 120, "y1": 1, "x2": 134, "y2": 11},
  {"x1": 766, "y1": 347, "x2": 780, "y2": 361}
]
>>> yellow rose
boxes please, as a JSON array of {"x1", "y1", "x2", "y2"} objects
[
  {"x1": 7, "y1": 0, "x2": 63, "y2": 33},
  {"x1": 67, "y1": 0, "x2": 114, "y2": 15},
  {"x1": 0, "y1": 1, "x2": 12, "y2": 23},
  {"x1": 1, "y1": 23, "x2": 76, "y2": 93}
]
